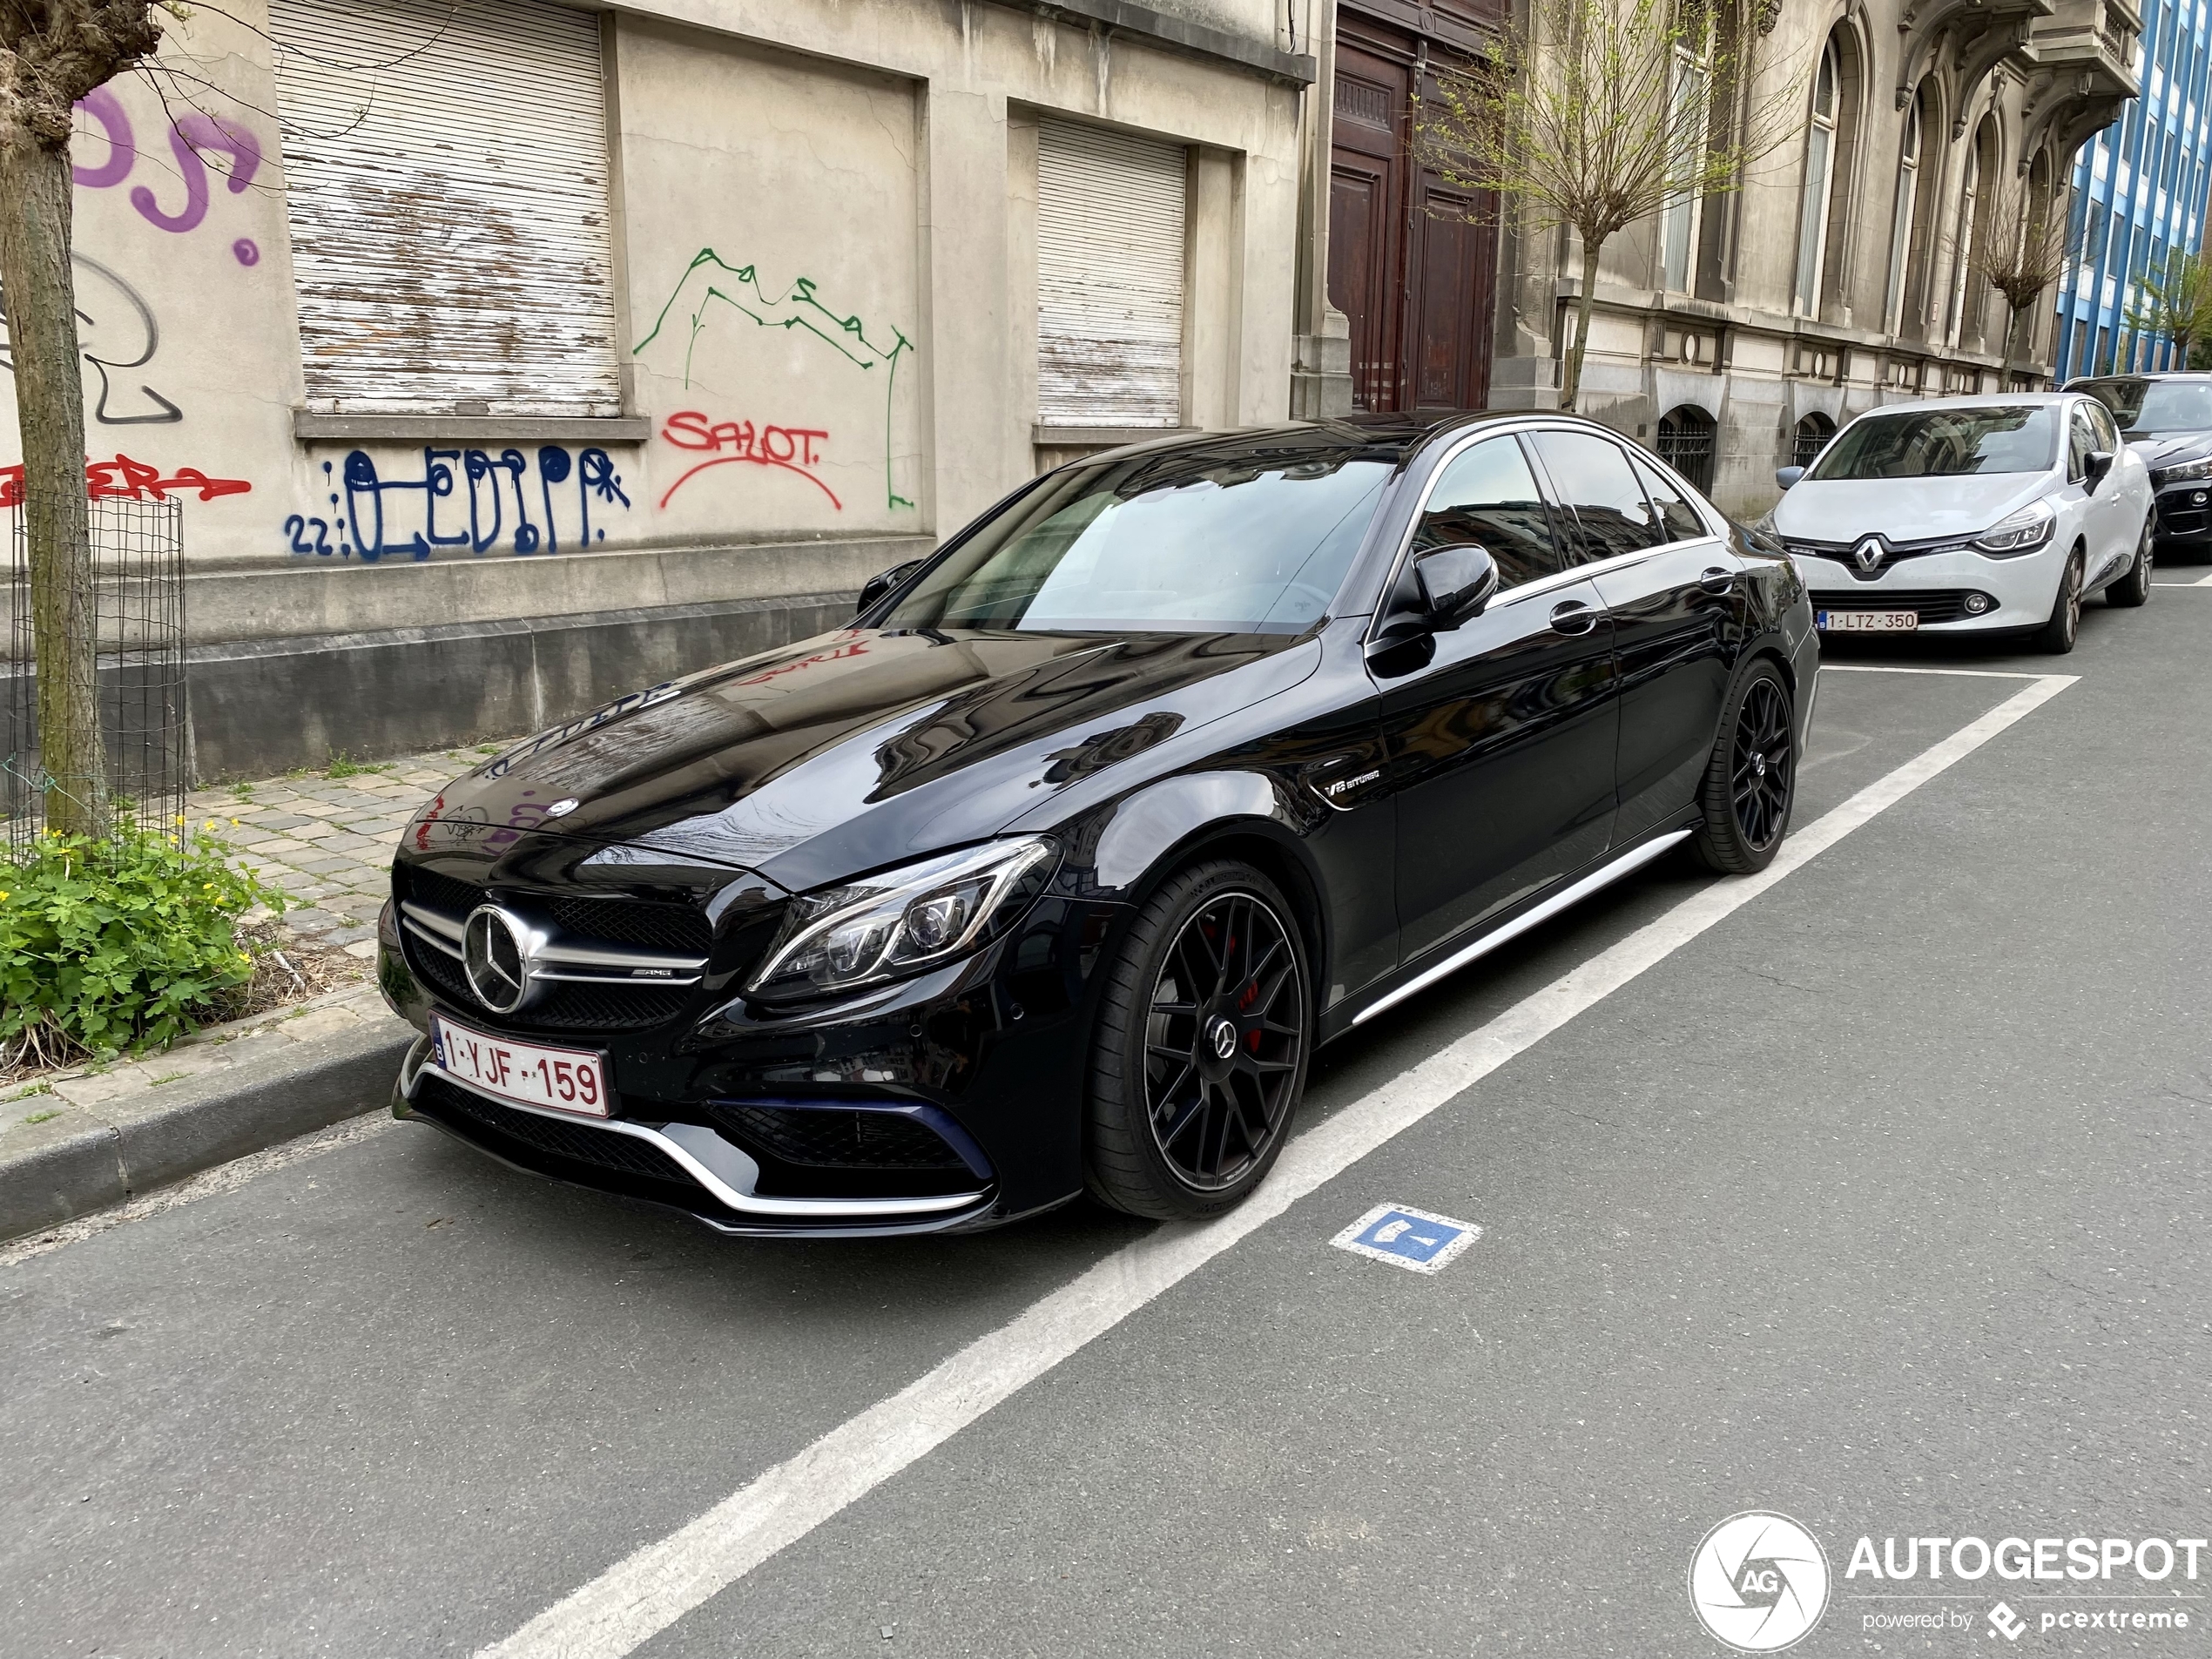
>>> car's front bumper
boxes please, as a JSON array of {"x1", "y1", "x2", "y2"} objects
[
  {"x1": 1786, "y1": 543, "x2": 2066, "y2": 633},
  {"x1": 377, "y1": 890, "x2": 1128, "y2": 1237},
  {"x1": 2152, "y1": 483, "x2": 2212, "y2": 550}
]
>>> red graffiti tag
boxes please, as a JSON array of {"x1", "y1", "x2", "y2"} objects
[
  {"x1": 658, "y1": 410, "x2": 840, "y2": 511},
  {"x1": 0, "y1": 455, "x2": 253, "y2": 509},
  {"x1": 729, "y1": 640, "x2": 868, "y2": 689}
]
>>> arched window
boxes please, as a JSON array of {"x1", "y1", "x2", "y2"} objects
[
  {"x1": 1661, "y1": 23, "x2": 1713, "y2": 293},
  {"x1": 1884, "y1": 93, "x2": 1922, "y2": 333},
  {"x1": 1792, "y1": 37, "x2": 1841, "y2": 316},
  {"x1": 1656, "y1": 405, "x2": 1717, "y2": 493},
  {"x1": 1947, "y1": 117, "x2": 1999, "y2": 348},
  {"x1": 1793, "y1": 412, "x2": 1835, "y2": 469}
]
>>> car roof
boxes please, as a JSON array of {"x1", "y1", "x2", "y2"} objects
[
  {"x1": 1858, "y1": 392, "x2": 2078, "y2": 416},
  {"x1": 2065, "y1": 370, "x2": 2212, "y2": 384},
  {"x1": 1068, "y1": 409, "x2": 1632, "y2": 477}
]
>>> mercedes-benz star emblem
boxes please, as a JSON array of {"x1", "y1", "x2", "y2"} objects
[
  {"x1": 462, "y1": 906, "x2": 530, "y2": 1014},
  {"x1": 1853, "y1": 536, "x2": 1886, "y2": 571},
  {"x1": 1209, "y1": 1017, "x2": 1238, "y2": 1061},
  {"x1": 543, "y1": 798, "x2": 580, "y2": 819}
]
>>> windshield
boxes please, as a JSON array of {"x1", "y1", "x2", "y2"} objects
[
  {"x1": 1808, "y1": 407, "x2": 2058, "y2": 480},
  {"x1": 2075, "y1": 378, "x2": 2212, "y2": 435},
  {"x1": 885, "y1": 444, "x2": 1391, "y2": 634}
]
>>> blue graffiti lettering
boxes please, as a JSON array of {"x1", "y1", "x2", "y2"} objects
[{"x1": 296, "y1": 447, "x2": 632, "y2": 561}]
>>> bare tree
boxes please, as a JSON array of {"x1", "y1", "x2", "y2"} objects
[
  {"x1": 0, "y1": 0, "x2": 164, "y2": 835},
  {"x1": 2126, "y1": 249, "x2": 2212, "y2": 370},
  {"x1": 1972, "y1": 174, "x2": 2075, "y2": 373},
  {"x1": 1413, "y1": 0, "x2": 1804, "y2": 408}
]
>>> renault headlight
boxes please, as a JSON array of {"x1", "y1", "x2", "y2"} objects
[
  {"x1": 2154, "y1": 455, "x2": 2212, "y2": 485},
  {"x1": 1973, "y1": 498, "x2": 2056, "y2": 556},
  {"x1": 746, "y1": 837, "x2": 1058, "y2": 1001}
]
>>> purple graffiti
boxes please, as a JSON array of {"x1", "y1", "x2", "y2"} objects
[
  {"x1": 233, "y1": 239, "x2": 260, "y2": 266},
  {"x1": 72, "y1": 87, "x2": 137, "y2": 190},
  {"x1": 129, "y1": 115, "x2": 260, "y2": 235}
]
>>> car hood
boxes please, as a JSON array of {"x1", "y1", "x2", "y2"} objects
[
  {"x1": 1772, "y1": 473, "x2": 2047, "y2": 543},
  {"x1": 2128, "y1": 431, "x2": 2212, "y2": 470},
  {"x1": 407, "y1": 625, "x2": 1320, "y2": 894}
]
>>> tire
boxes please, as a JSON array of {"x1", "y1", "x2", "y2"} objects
[
  {"x1": 2106, "y1": 521, "x2": 2154, "y2": 608},
  {"x1": 1084, "y1": 860, "x2": 1311, "y2": 1220},
  {"x1": 1690, "y1": 660, "x2": 1797, "y2": 876},
  {"x1": 2032, "y1": 548, "x2": 2086, "y2": 653}
]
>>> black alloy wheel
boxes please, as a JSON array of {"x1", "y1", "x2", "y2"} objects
[
  {"x1": 1691, "y1": 660, "x2": 1796, "y2": 875},
  {"x1": 2107, "y1": 521, "x2": 2154, "y2": 608},
  {"x1": 2033, "y1": 550, "x2": 2085, "y2": 653},
  {"x1": 1086, "y1": 861, "x2": 1310, "y2": 1219}
]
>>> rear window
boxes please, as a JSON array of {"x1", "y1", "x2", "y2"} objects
[{"x1": 1809, "y1": 407, "x2": 2058, "y2": 480}]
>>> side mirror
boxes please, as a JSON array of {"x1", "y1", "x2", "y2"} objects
[
  {"x1": 1412, "y1": 543, "x2": 1499, "y2": 631},
  {"x1": 855, "y1": 559, "x2": 924, "y2": 617},
  {"x1": 1774, "y1": 465, "x2": 1805, "y2": 490},
  {"x1": 2084, "y1": 450, "x2": 2114, "y2": 490}
]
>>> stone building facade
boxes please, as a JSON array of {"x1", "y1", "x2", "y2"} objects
[
  {"x1": 7, "y1": 0, "x2": 1320, "y2": 774},
  {"x1": 1484, "y1": 0, "x2": 2142, "y2": 516}
]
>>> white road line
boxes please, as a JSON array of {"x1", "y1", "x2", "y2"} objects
[
  {"x1": 1818, "y1": 664, "x2": 2051, "y2": 679},
  {"x1": 2150, "y1": 577, "x2": 2212, "y2": 586},
  {"x1": 476, "y1": 671, "x2": 2080, "y2": 1659},
  {"x1": 0, "y1": 1111, "x2": 401, "y2": 1271}
]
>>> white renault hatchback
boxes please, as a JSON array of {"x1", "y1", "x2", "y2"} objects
[{"x1": 1764, "y1": 393, "x2": 2155, "y2": 653}]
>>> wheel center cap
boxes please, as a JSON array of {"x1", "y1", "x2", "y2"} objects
[
  {"x1": 1206, "y1": 1015, "x2": 1238, "y2": 1062},
  {"x1": 1753, "y1": 752, "x2": 1767, "y2": 779}
]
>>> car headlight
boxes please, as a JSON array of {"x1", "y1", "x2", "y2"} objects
[
  {"x1": 746, "y1": 836, "x2": 1059, "y2": 1001},
  {"x1": 1973, "y1": 498, "x2": 2057, "y2": 556},
  {"x1": 2154, "y1": 455, "x2": 2212, "y2": 485}
]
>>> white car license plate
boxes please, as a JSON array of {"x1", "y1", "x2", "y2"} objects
[
  {"x1": 1817, "y1": 609, "x2": 1918, "y2": 632},
  {"x1": 431, "y1": 1015, "x2": 611, "y2": 1117}
]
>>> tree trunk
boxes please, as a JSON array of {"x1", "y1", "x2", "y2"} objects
[
  {"x1": 1562, "y1": 234, "x2": 1602, "y2": 411},
  {"x1": 0, "y1": 128, "x2": 104, "y2": 837}
]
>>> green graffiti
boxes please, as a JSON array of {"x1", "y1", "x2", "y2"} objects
[{"x1": 635, "y1": 249, "x2": 915, "y2": 511}]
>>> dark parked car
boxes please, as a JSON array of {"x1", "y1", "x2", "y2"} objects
[
  {"x1": 2068, "y1": 371, "x2": 2212, "y2": 560},
  {"x1": 378, "y1": 413, "x2": 1817, "y2": 1237}
]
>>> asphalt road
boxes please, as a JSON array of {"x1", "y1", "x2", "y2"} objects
[{"x1": 6, "y1": 586, "x2": 2210, "y2": 1659}]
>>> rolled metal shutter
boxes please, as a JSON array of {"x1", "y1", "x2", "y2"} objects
[
  {"x1": 1036, "y1": 119, "x2": 1187, "y2": 428},
  {"x1": 270, "y1": 0, "x2": 621, "y2": 415}
]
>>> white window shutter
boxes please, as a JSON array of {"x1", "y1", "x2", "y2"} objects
[{"x1": 271, "y1": 0, "x2": 621, "y2": 415}]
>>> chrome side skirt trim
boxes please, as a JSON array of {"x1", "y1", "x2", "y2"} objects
[
  {"x1": 1351, "y1": 830, "x2": 1692, "y2": 1027},
  {"x1": 398, "y1": 1042, "x2": 989, "y2": 1220}
]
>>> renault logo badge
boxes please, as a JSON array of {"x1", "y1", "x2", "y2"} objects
[
  {"x1": 1853, "y1": 536, "x2": 1886, "y2": 571},
  {"x1": 462, "y1": 906, "x2": 531, "y2": 1013}
]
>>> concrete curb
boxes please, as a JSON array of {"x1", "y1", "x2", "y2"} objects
[{"x1": 0, "y1": 1013, "x2": 411, "y2": 1244}]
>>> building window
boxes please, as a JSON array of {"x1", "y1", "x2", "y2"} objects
[
  {"x1": 1947, "y1": 118, "x2": 1998, "y2": 348},
  {"x1": 270, "y1": 0, "x2": 622, "y2": 415},
  {"x1": 1793, "y1": 413, "x2": 1835, "y2": 469},
  {"x1": 1036, "y1": 118, "x2": 1189, "y2": 429},
  {"x1": 1660, "y1": 35, "x2": 1710, "y2": 293},
  {"x1": 1792, "y1": 37, "x2": 1841, "y2": 316},
  {"x1": 1884, "y1": 93, "x2": 1921, "y2": 333},
  {"x1": 1656, "y1": 405, "x2": 1716, "y2": 494}
]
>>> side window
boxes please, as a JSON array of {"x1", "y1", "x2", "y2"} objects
[
  {"x1": 2085, "y1": 400, "x2": 2120, "y2": 454},
  {"x1": 1630, "y1": 455, "x2": 1710, "y2": 543},
  {"x1": 1527, "y1": 429, "x2": 1668, "y2": 560},
  {"x1": 2067, "y1": 410, "x2": 2095, "y2": 482},
  {"x1": 1411, "y1": 436, "x2": 1565, "y2": 591}
]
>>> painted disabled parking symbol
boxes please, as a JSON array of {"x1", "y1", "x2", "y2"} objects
[{"x1": 1331, "y1": 1202, "x2": 1482, "y2": 1274}]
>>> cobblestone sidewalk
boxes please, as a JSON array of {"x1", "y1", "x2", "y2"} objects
[{"x1": 184, "y1": 743, "x2": 505, "y2": 952}]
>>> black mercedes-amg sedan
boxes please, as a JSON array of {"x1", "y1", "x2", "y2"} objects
[{"x1": 378, "y1": 413, "x2": 1817, "y2": 1237}]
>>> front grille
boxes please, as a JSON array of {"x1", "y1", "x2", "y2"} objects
[
  {"x1": 418, "y1": 1075, "x2": 696, "y2": 1185},
  {"x1": 1787, "y1": 537, "x2": 1972, "y2": 580},
  {"x1": 1810, "y1": 589, "x2": 1977, "y2": 624},
  {"x1": 402, "y1": 933, "x2": 697, "y2": 1032},
  {"x1": 2157, "y1": 496, "x2": 2209, "y2": 535},
  {"x1": 548, "y1": 894, "x2": 711, "y2": 956},
  {"x1": 709, "y1": 1103, "x2": 970, "y2": 1170},
  {"x1": 408, "y1": 867, "x2": 484, "y2": 916}
]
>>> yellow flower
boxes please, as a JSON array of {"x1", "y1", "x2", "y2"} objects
[
  {"x1": 0, "y1": 891, "x2": 9, "y2": 901},
  {"x1": 174, "y1": 814, "x2": 185, "y2": 824},
  {"x1": 230, "y1": 818, "x2": 239, "y2": 826}
]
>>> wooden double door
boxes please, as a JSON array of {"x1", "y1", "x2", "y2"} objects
[{"x1": 1327, "y1": 6, "x2": 1501, "y2": 414}]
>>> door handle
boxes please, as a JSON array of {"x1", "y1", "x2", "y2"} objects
[
  {"x1": 1699, "y1": 566, "x2": 1736, "y2": 594},
  {"x1": 1549, "y1": 599, "x2": 1602, "y2": 635}
]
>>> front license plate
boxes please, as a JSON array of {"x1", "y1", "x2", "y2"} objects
[
  {"x1": 1817, "y1": 609, "x2": 1918, "y2": 632},
  {"x1": 430, "y1": 1015, "x2": 610, "y2": 1117}
]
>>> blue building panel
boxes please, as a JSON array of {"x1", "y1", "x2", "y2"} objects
[{"x1": 2057, "y1": 0, "x2": 2212, "y2": 378}]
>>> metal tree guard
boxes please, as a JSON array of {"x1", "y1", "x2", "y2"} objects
[{"x1": 2, "y1": 495, "x2": 188, "y2": 853}]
